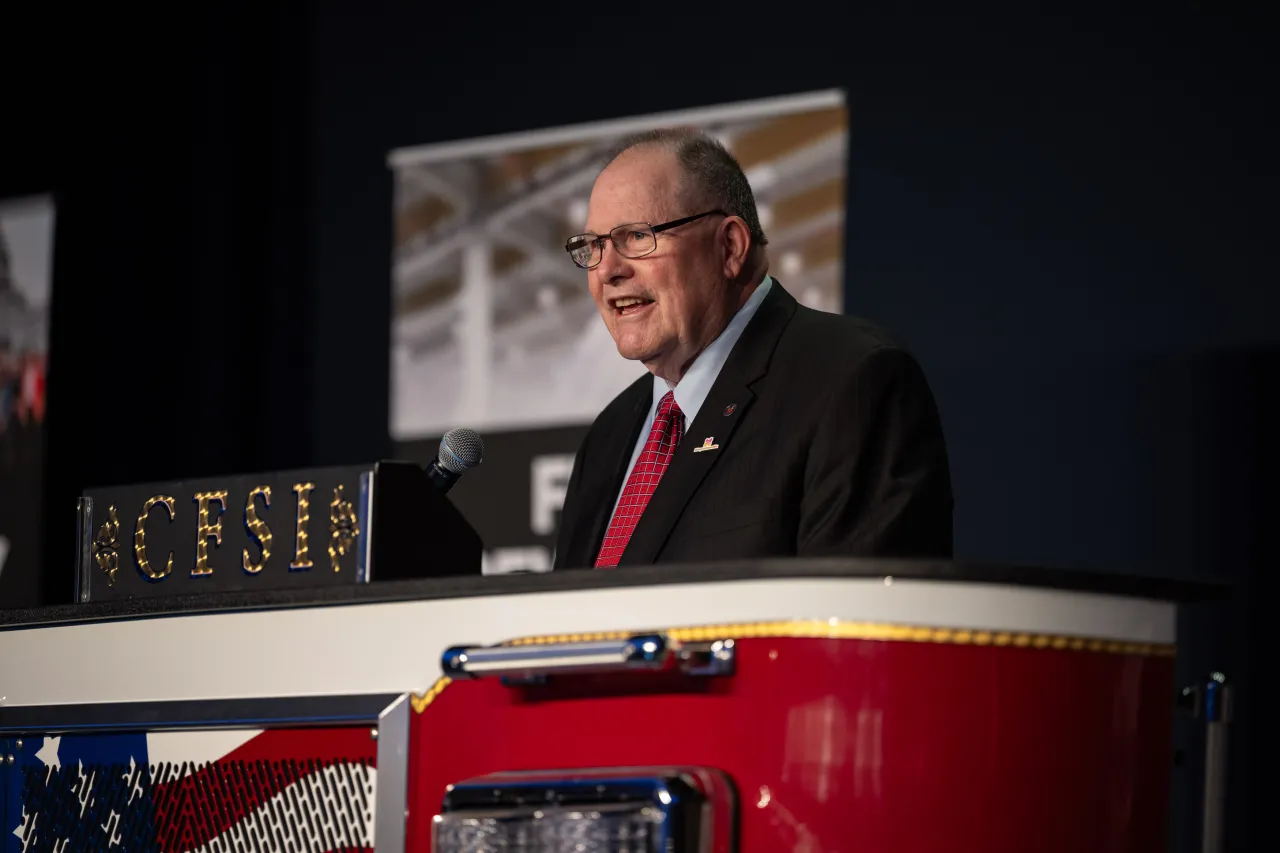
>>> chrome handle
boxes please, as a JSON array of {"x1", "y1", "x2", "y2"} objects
[{"x1": 442, "y1": 634, "x2": 734, "y2": 682}]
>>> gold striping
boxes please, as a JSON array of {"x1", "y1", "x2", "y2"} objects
[
  {"x1": 501, "y1": 619, "x2": 1175, "y2": 658},
  {"x1": 410, "y1": 676, "x2": 452, "y2": 714}
]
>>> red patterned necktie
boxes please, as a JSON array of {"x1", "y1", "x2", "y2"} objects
[{"x1": 594, "y1": 390, "x2": 684, "y2": 567}]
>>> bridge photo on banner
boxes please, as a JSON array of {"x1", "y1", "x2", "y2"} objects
[
  {"x1": 0, "y1": 193, "x2": 52, "y2": 607},
  {"x1": 387, "y1": 90, "x2": 848, "y2": 574}
]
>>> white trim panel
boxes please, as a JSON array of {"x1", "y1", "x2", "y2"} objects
[{"x1": 0, "y1": 577, "x2": 1174, "y2": 708}]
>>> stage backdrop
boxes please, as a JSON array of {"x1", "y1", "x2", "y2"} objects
[
  {"x1": 387, "y1": 90, "x2": 848, "y2": 573},
  {"x1": 0, "y1": 194, "x2": 53, "y2": 606}
]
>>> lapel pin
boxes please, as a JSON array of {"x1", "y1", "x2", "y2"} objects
[
  {"x1": 693, "y1": 436, "x2": 720, "y2": 453},
  {"x1": 723, "y1": 404, "x2": 736, "y2": 416}
]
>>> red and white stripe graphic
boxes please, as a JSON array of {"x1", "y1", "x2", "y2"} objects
[{"x1": 149, "y1": 726, "x2": 377, "y2": 852}]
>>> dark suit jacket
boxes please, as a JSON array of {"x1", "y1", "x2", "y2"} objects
[{"x1": 552, "y1": 279, "x2": 953, "y2": 569}]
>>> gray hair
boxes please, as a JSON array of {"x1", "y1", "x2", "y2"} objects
[{"x1": 603, "y1": 127, "x2": 769, "y2": 251}]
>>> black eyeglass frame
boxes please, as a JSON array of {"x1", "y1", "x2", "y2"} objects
[{"x1": 564, "y1": 209, "x2": 727, "y2": 270}]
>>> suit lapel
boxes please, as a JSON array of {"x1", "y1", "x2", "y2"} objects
[
  {"x1": 573, "y1": 381, "x2": 651, "y2": 567},
  {"x1": 618, "y1": 281, "x2": 799, "y2": 566}
]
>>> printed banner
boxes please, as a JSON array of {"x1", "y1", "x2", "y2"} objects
[
  {"x1": 0, "y1": 194, "x2": 53, "y2": 605},
  {"x1": 387, "y1": 91, "x2": 848, "y2": 572},
  {"x1": 6, "y1": 727, "x2": 376, "y2": 851}
]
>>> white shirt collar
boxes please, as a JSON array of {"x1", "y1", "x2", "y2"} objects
[{"x1": 651, "y1": 275, "x2": 774, "y2": 423}]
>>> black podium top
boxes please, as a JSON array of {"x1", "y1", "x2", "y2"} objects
[{"x1": 0, "y1": 558, "x2": 1225, "y2": 630}]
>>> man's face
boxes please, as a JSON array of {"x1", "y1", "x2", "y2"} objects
[{"x1": 584, "y1": 149, "x2": 731, "y2": 381}]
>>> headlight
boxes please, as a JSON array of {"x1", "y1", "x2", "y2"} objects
[
  {"x1": 433, "y1": 803, "x2": 661, "y2": 851},
  {"x1": 432, "y1": 767, "x2": 734, "y2": 853}
]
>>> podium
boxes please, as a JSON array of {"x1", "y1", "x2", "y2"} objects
[{"x1": 0, "y1": 558, "x2": 1224, "y2": 852}]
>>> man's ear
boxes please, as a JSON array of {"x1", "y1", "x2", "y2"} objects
[{"x1": 720, "y1": 216, "x2": 752, "y2": 280}]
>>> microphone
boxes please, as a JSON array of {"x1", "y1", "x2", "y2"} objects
[{"x1": 425, "y1": 427, "x2": 484, "y2": 494}]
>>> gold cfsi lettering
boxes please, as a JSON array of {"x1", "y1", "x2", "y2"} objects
[
  {"x1": 242, "y1": 485, "x2": 272, "y2": 574},
  {"x1": 328, "y1": 484, "x2": 360, "y2": 573},
  {"x1": 290, "y1": 482, "x2": 316, "y2": 571},
  {"x1": 191, "y1": 490, "x2": 228, "y2": 578},
  {"x1": 134, "y1": 495, "x2": 176, "y2": 581}
]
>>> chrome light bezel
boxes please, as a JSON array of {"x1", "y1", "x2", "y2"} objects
[{"x1": 433, "y1": 766, "x2": 735, "y2": 853}]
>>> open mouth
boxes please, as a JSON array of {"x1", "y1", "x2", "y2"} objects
[{"x1": 610, "y1": 296, "x2": 654, "y2": 317}]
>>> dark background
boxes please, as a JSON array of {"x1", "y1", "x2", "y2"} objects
[{"x1": 1, "y1": 5, "x2": 1271, "y2": 850}]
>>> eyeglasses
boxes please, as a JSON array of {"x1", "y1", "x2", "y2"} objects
[{"x1": 564, "y1": 209, "x2": 726, "y2": 270}]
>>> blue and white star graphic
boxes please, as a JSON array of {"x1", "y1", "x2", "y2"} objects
[{"x1": 5, "y1": 732, "x2": 151, "y2": 852}]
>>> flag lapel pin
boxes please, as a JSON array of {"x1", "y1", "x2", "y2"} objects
[{"x1": 693, "y1": 436, "x2": 720, "y2": 453}]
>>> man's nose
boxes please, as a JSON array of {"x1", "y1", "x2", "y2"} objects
[{"x1": 595, "y1": 239, "x2": 632, "y2": 283}]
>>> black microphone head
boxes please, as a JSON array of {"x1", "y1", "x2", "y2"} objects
[{"x1": 437, "y1": 428, "x2": 484, "y2": 475}]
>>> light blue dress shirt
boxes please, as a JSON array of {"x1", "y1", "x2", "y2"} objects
[{"x1": 608, "y1": 275, "x2": 774, "y2": 520}]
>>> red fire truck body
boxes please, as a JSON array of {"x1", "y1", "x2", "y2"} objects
[{"x1": 0, "y1": 562, "x2": 1195, "y2": 852}]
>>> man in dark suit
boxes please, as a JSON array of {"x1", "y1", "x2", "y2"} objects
[{"x1": 553, "y1": 128, "x2": 952, "y2": 569}]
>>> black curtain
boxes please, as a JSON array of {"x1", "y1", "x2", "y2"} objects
[{"x1": 0, "y1": 4, "x2": 319, "y2": 605}]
